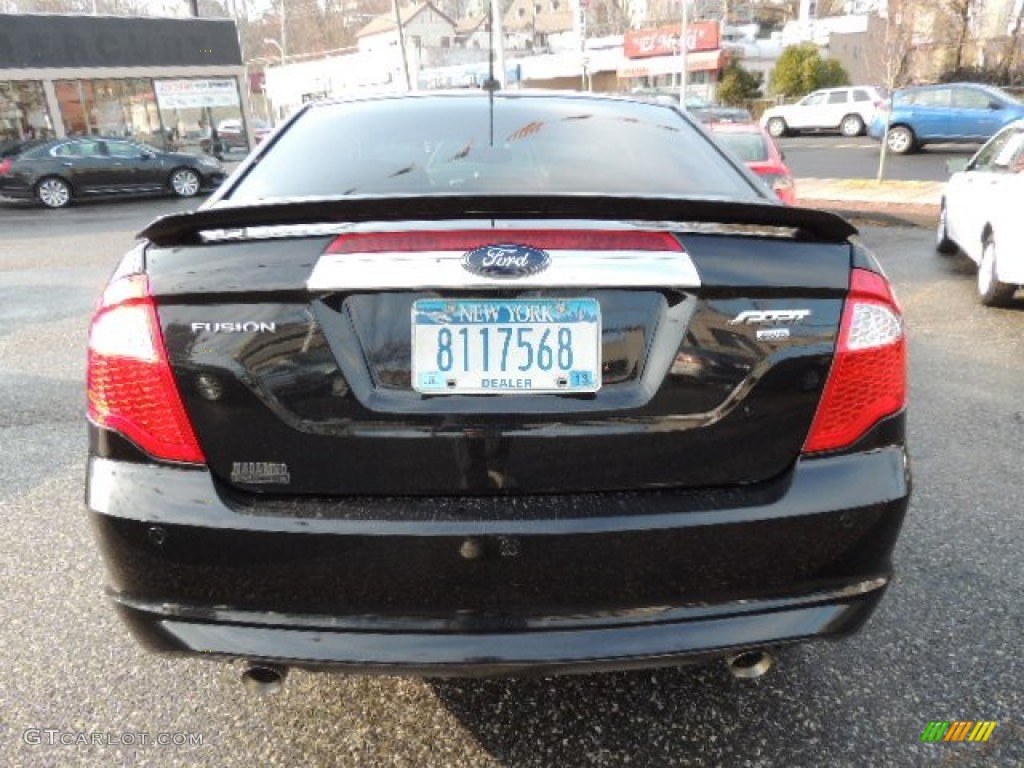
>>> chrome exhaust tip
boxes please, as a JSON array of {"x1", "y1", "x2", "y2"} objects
[
  {"x1": 240, "y1": 663, "x2": 288, "y2": 695},
  {"x1": 725, "y1": 650, "x2": 775, "y2": 680}
]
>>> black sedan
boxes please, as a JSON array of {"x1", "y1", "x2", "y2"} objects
[
  {"x1": 86, "y1": 91, "x2": 910, "y2": 690},
  {"x1": 0, "y1": 136, "x2": 226, "y2": 208}
]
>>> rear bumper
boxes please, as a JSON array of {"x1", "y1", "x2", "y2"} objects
[
  {"x1": 87, "y1": 446, "x2": 910, "y2": 676},
  {"x1": 0, "y1": 177, "x2": 33, "y2": 199},
  {"x1": 112, "y1": 584, "x2": 886, "y2": 678}
]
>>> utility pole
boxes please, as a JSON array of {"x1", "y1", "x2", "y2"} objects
[
  {"x1": 576, "y1": 0, "x2": 587, "y2": 90},
  {"x1": 280, "y1": 0, "x2": 287, "y2": 67},
  {"x1": 392, "y1": 0, "x2": 412, "y2": 90},
  {"x1": 188, "y1": 0, "x2": 199, "y2": 15},
  {"x1": 491, "y1": 0, "x2": 507, "y2": 88},
  {"x1": 679, "y1": 0, "x2": 689, "y2": 105}
]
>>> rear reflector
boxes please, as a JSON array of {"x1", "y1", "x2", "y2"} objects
[
  {"x1": 803, "y1": 268, "x2": 906, "y2": 453},
  {"x1": 0, "y1": 158, "x2": 11, "y2": 176},
  {"x1": 327, "y1": 230, "x2": 684, "y2": 254},
  {"x1": 87, "y1": 274, "x2": 205, "y2": 464}
]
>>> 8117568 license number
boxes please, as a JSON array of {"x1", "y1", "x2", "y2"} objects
[{"x1": 412, "y1": 299, "x2": 601, "y2": 394}]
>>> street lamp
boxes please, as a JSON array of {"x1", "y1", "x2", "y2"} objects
[
  {"x1": 262, "y1": 38, "x2": 287, "y2": 124},
  {"x1": 263, "y1": 38, "x2": 285, "y2": 66}
]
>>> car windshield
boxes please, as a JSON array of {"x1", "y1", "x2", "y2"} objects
[
  {"x1": 712, "y1": 131, "x2": 771, "y2": 163},
  {"x1": 227, "y1": 94, "x2": 761, "y2": 201},
  {"x1": 982, "y1": 85, "x2": 1021, "y2": 105}
]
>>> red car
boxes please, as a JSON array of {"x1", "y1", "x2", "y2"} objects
[{"x1": 707, "y1": 122, "x2": 796, "y2": 205}]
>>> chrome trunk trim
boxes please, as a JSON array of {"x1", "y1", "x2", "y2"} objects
[{"x1": 307, "y1": 249, "x2": 701, "y2": 292}]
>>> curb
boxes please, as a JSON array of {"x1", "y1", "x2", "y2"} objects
[{"x1": 797, "y1": 199, "x2": 938, "y2": 229}]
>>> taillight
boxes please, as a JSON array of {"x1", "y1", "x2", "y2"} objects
[
  {"x1": 803, "y1": 268, "x2": 906, "y2": 453},
  {"x1": 0, "y1": 158, "x2": 11, "y2": 176},
  {"x1": 759, "y1": 173, "x2": 795, "y2": 203},
  {"x1": 87, "y1": 274, "x2": 205, "y2": 464},
  {"x1": 327, "y1": 230, "x2": 683, "y2": 254}
]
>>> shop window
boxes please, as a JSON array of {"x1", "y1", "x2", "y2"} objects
[
  {"x1": 154, "y1": 78, "x2": 246, "y2": 157},
  {"x1": 0, "y1": 81, "x2": 55, "y2": 143},
  {"x1": 55, "y1": 79, "x2": 162, "y2": 146}
]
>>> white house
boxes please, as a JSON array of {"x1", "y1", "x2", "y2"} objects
[{"x1": 356, "y1": 2, "x2": 458, "y2": 56}]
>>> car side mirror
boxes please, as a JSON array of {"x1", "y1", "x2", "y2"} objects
[
  {"x1": 988, "y1": 101, "x2": 1002, "y2": 110},
  {"x1": 140, "y1": 151, "x2": 155, "y2": 160},
  {"x1": 946, "y1": 157, "x2": 970, "y2": 174}
]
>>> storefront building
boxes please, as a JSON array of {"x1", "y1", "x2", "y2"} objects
[
  {"x1": 617, "y1": 21, "x2": 728, "y2": 102},
  {"x1": 0, "y1": 13, "x2": 251, "y2": 156}
]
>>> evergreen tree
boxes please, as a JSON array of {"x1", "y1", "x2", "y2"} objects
[
  {"x1": 772, "y1": 43, "x2": 849, "y2": 99},
  {"x1": 718, "y1": 59, "x2": 763, "y2": 105}
]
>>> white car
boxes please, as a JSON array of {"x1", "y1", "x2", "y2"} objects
[
  {"x1": 937, "y1": 120, "x2": 1024, "y2": 306},
  {"x1": 761, "y1": 86, "x2": 885, "y2": 138}
]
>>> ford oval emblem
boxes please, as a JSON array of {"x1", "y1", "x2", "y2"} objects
[{"x1": 462, "y1": 244, "x2": 551, "y2": 279}]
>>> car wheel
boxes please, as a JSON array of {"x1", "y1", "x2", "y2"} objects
[
  {"x1": 886, "y1": 125, "x2": 916, "y2": 155},
  {"x1": 766, "y1": 118, "x2": 788, "y2": 138},
  {"x1": 35, "y1": 176, "x2": 72, "y2": 209},
  {"x1": 935, "y1": 201, "x2": 957, "y2": 254},
  {"x1": 169, "y1": 167, "x2": 201, "y2": 198},
  {"x1": 840, "y1": 114, "x2": 865, "y2": 137},
  {"x1": 977, "y1": 236, "x2": 1017, "y2": 307}
]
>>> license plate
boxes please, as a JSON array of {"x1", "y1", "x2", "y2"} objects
[{"x1": 412, "y1": 299, "x2": 601, "y2": 394}]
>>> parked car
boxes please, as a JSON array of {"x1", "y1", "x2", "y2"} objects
[
  {"x1": 0, "y1": 136, "x2": 225, "y2": 208},
  {"x1": 707, "y1": 121, "x2": 796, "y2": 204},
  {"x1": 936, "y1": 119, "x2": 1024, "y2": 305},
  {"x1": 630, "y1": 89, "x2": 753, "y2": 122},
  {"x1": 200, "y1": 118, "x2": 272, "y2": 156},
  {"x1": 761, "y1": 86, "x2": 886, "y2": 138},
  {"x1": 870, "y1": 82, "x2": 1024, "y2": 155},
  {"x1": 684, "y1": 95, "x2": 754, "y2": 124},
  {"x1": 86, "y1": 91, "x2": 910, "y2": 687}
]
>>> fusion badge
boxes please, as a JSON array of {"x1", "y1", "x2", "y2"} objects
[{"x1": 191, "y1": 322, "x2": 277, "y2": 333}]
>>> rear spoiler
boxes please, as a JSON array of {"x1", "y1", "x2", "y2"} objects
[{"x1": 139, "y1": 194, "x2": 858, "y2": 247}]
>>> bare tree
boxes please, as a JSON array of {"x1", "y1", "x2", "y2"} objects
[
  {"x1": 588, "y1": 0, "x2": 630, "y2": 36},
  {"x1": 876, "y1": 0, "x2": 916, "y2": 181},
  {"x1": 998, "y1": 0, "x2": 1024, "y2": 79},
  {"x1": 941, "y1": 0, "x2": 976, "y2": 72}
]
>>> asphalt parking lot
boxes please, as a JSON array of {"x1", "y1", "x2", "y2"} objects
[
  {"x1": 1, "y1": 199, "x2": 1021, "y2": 767},
  {"x1": 775, "y1": 135, "x2": 973, "y2": 182}
]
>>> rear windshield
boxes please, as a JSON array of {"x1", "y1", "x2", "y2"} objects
[
  {"x1": 711, "y1": 131, "x2": 771, "y2": 163},
  {"x1": 228, "y1": 95, "x2": 761, "y2": 201},
  {"x1": 0, "y1": 139, "x2": 44, "y2": 158}
]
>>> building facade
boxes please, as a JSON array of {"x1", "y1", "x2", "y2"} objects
[
  {"x1": 617, "y1": 21, "x2": 728, "y2": 100},
  {"x1": 0, "y1": 13, "x2": 252, "y2": 155}
]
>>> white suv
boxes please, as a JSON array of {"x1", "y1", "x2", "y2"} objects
[{"x1": 761, "y1": 86, "x2": 886, "y2": 138}]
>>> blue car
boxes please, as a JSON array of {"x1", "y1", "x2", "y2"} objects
[{"x1": 869, "y1": 82, "x2": 1024, "y2": 154}]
